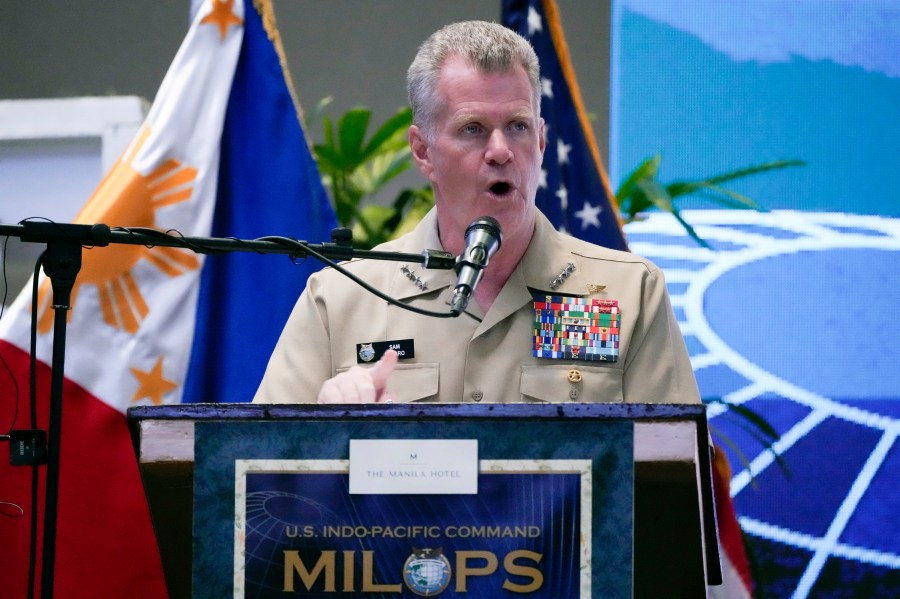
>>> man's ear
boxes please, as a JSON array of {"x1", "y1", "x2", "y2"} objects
[{"x1": 408, "y1": 125, "x2": 433, "y2": 180}]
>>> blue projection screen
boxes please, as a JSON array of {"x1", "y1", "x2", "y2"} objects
[{"x1": 612, "y1": 1, "x2": 900, "y2": 596}]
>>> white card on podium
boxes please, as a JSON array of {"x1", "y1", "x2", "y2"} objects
[{"x1": 349, "y1": 439, "x2": 478, "y2": 494}]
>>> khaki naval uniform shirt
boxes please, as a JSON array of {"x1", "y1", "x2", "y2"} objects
[{"x1": 254, "y1": 209, "x2": 700, "y2": 405}]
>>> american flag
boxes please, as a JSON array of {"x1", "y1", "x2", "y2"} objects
[{"x1": 502, "y1": 0, "x2": 628, "y2": 251}]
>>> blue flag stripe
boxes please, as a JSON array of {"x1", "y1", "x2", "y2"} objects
[{"x1": 183, "y1": 0, "x2": 337, "y2": 404}]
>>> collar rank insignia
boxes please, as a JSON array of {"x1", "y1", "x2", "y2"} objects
[
  {"x1": 401, "y1": 265, "x2": 427, "y2": 291},
  {"x1": 532, "y1": 294, "x2": 620, "y2": 362},
  {"x1": 549, "y1": 262, "x2": 576, "y2": 290}
]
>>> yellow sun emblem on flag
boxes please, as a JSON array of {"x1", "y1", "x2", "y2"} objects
[{"x1": 35, "y1": 126, "x2": 201, "y2": 335}]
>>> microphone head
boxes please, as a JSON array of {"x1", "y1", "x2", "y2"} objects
[
  {"x1": 457, "y1": 216, "x2": 502, "y2": 273},
  {"x1": 450, "y1": 217, "x2": 503, "y2": 313},
  {"x1": 465, "y1": 216, "x2": 502, "y2": 245}
]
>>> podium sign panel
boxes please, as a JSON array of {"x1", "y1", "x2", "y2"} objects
[{"x1": 193, "y1": 419, "x2": 633, "y2": 598}]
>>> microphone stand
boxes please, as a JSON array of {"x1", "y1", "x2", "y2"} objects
[{"x1": 0, "y1": 220, "x2": 455, "y2": 599}]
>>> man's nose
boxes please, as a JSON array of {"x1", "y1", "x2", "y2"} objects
[{"x1": 485, "y1": 130, "x2": 513, "y2": 164}]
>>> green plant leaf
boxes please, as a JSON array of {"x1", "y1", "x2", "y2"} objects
[
  {"x1": 615, "y1": 155, "x2": 660, "y2": 208},
  {"x1": 361, "y1": 107, "x2": 413, "y2": 160},
  {"x1": 310, "y1": 102, "x2": 430, "y2": 248},
  {"x1": 390, "y1": 188, "x2": 434, "y2": 240},
  {"x1": 706, "y1": 398, "x2": 791, "y2": 479},
  {"x1": 351, "y1": 147, "x2": 413, "y2": 196},
  {"x1": 337, "y1": 108, "x2": 372, "y2": 167},
  {"x1": 312, "y1": 144, "x2": 345, "y2": 172},
  {"x1": 665, "y1": 181, "x2": 764, "y2": 211},
  {"x1": 331, "y1": 183, "x2": 363, "y2": 228},
  {"x1": 726, "y1": 416, "x2": 791, "y2": 479},
  {"x1": 636, "y1": 177, "x2": 673, "y2": 212},
  {"x1": 359, "y1": 204, "x2": 396, "y2": 232},
  {"x1": 702, "y1": 159, "x2": 804, "y2": 186},
  {"x1": 322, "y1": 115, "x2": 335, "y2": 151},
  {"x1": 720, "y1": 401, "x2": 781, "y2": 441},
  {"x1": 709, "y1": 426, "x2": 760, "y2": 486},
  {"x1": 620, "y1": 192, "x2": 654, "y2": 221},
  {"x1": 306, "y1": 96, "x2": 333, "y2": 126},
  {"x1": 698, "y1": 185, "x2": 765, "y2": 210},
  {"x1": 614, "y1": 155, "x2": 803, "y2": 246},
  {"x1": 673, "y1": 209, "x2": 711, "y2": 249}
]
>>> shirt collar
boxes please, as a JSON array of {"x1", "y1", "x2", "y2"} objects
[
  {"x1": 389, "y1": 209, "x2": 591, "y2": 327},
  {"x1": 390, "y1": 208, "x2": 457, "y2": 301}
]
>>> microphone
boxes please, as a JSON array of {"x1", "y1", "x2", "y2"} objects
[{"x1": 449, "y1": 216, "x2": 502, "y2": 314}]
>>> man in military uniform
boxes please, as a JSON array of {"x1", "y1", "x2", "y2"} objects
[{"x1": 254, "y1": 21, "x2": 699, "y2": 406}]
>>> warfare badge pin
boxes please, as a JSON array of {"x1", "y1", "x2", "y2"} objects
[{"x1": 358, "y1": 343, "x2": 376, "y2": 363}]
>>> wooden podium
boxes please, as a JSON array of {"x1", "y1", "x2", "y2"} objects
[{"x1": 128, "y1": 403, "x2": 721, "y2": 598}]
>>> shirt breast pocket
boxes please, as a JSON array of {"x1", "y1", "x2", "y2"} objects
[
  {"x1": 386, "y1": 362, "x2": 440, "y2": 402},
  {"x1": 519, "y1": 364, "x2": 624, "y2": 403},
  {"x1": 333, "y1": 362, "x2": 440, "y2": 403}
]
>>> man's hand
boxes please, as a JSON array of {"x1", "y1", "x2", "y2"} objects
[{"x1": 317, "y1": 349, "x2": 398, "y2": 404}]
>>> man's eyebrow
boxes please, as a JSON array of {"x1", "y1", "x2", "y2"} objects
[
  {"x1": 450, "y1": 112, "x2": 479, "y2": 124},
  {"x1": 509, "y1": 111, "x2": 536, "y2": 122},
  {"x1": 450, "y1": 110, "x2": 536, "y2": 125}
]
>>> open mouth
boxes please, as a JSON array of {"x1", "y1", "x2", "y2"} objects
[{"x1": 489, "y1": 181, "x2": 511, "y2": 196}]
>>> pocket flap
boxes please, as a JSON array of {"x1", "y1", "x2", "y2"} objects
[
  {"x1": 520, "y1": 364, "x2": 623, "y2": 403},
  {"x1": 387, "y1": 362, "x2": 440, "y2": 402}
]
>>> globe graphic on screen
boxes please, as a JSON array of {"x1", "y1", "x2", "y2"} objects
[
  {"x1": 626, "y1": 210, "x2": 900, "y2": 595},
  {"x1": 243, "y1": 490, "x2": 348, "y2": 593}
]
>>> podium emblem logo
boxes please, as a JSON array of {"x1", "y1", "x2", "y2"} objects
[{"x1": 403, "y1": 547, "x2": 451, "y2": 596}]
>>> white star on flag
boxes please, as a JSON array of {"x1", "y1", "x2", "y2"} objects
[
  {"x1": 574, "y1": 201, "x2": 603, "y2": 229},
  {"x1": 556, "y1": 185, "x2": 568, "y2": 210},
  {"x1": 557, "y1": 138, "x2": 572, "y2": 164},
  {"x1": 539, "y1": 168, "x2": 548, "y2": 189},
  {"x1": 527, "y1": 6, "x2": 543, "y2": 35},
  {"x1": 541, "y1": 77, "x2": 554, "y2": 98}
]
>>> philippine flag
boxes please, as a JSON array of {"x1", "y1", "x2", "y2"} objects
[{"x1": 0, "y1": 0, "x2": 336, "y2": 596}]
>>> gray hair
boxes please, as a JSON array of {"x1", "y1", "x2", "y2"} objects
[{"x1": 407, "y1": 21, "x2": 541, "y2": 139}]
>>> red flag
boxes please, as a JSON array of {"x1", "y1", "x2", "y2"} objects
[
  {"x1": 711, "y1": 448, "x2": 754, "y2": 598},
  {"x1": 0, "y1": 347, "x2": 169, "y2": 598}
]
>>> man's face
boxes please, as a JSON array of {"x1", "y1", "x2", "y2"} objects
[{"x1": 409, "y1": 56, "x2": 546, "y2": 255}]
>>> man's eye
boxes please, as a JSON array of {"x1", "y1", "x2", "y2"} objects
[
  {"x1": 462, "y1": 124, "x2": 481, "y2": 134},
  {"x1": 511, "y1": 121, "x2": 529, "y2": 132}
]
